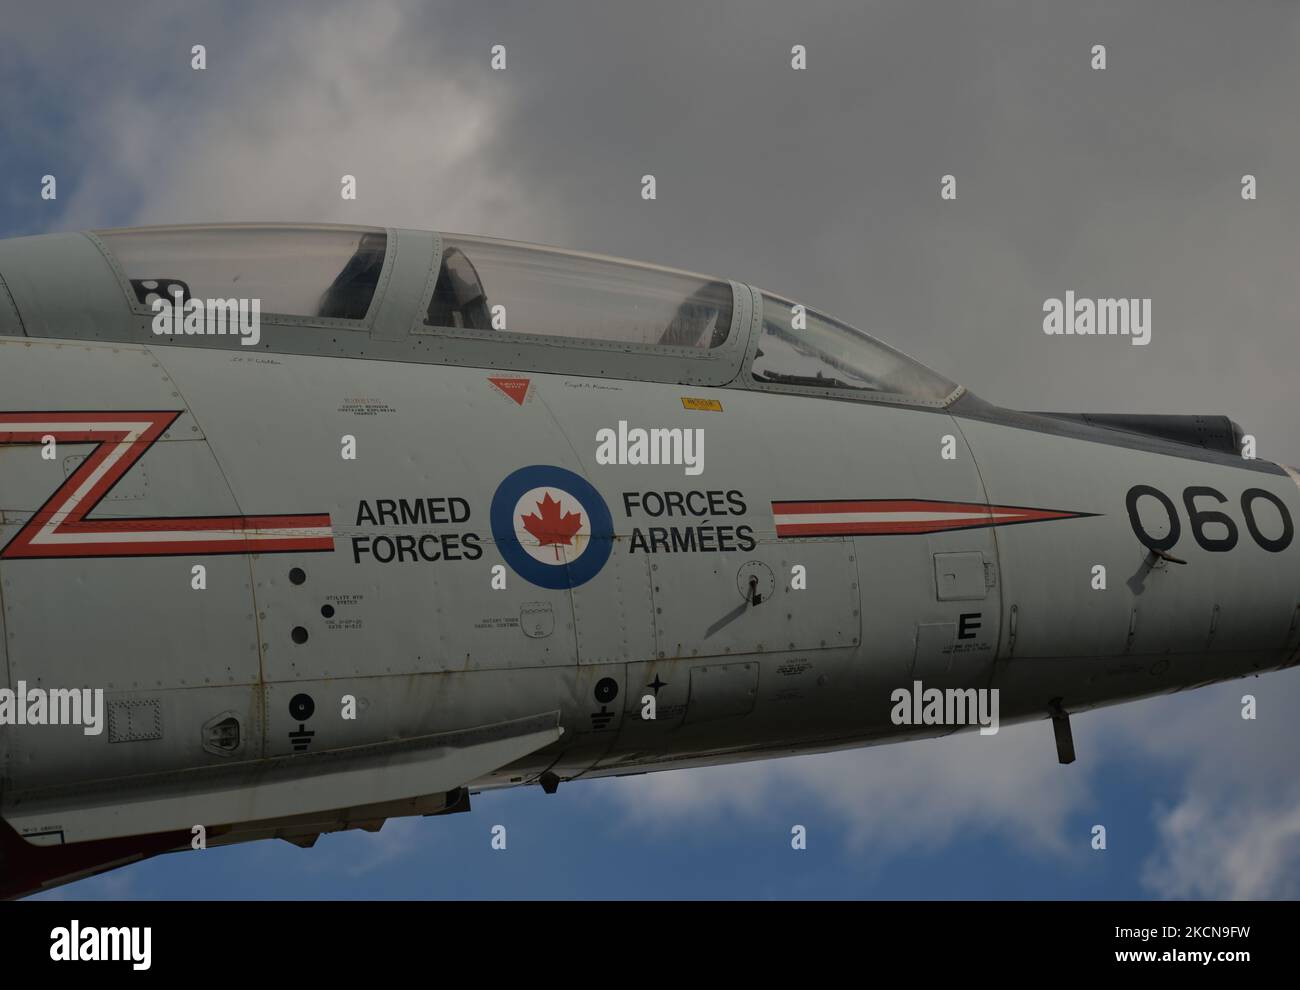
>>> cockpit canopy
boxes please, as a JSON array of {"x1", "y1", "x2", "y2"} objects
[
  {"x1": 427, "y1": 234, "x2": 734, "y2": 350},
  {"x1": 88, "y1": 223, "x2": 957, "y2": 405},
  {"x1": 751, "y1": 291, "x2": 955, "y2": 401},
  {"x1": 95, "y1": 224, "x2": 389, "y2": 321}
]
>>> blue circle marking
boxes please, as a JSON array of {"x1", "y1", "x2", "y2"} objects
[{"x1": 490, "y1": 465, "x2": 613, "y2": 590}]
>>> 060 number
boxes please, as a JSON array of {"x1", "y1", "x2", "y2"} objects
[{"x1": 1125, "y1": 484, "x2": 1294, "y2": 554}]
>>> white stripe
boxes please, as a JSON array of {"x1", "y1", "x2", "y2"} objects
[
  {"x1": 0, "y1": 419, "x2": 155, "y2": 539},
  {"x1": 2, "y1": 417, "x2": 332, "y2": 550},
  {"x1": 34, "y1": 431, "x2": 144, "y2": 538},
  {"x1": 36, "y1": 527, "x2": 332, "y2": 546},
  {"x1": 49, "y1": 430, "x2": 140, "y2": 529},
  {"x1": 772, "y1": 510, "x2": 1023, "y2": 526}
]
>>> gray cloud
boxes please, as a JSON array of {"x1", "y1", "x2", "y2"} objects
[{"x1": 11, "y1": 1, "x2": 1299, "y2": 456}]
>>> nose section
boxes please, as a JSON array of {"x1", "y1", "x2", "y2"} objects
[{"x1": 1028, "y1": 412, "x2": 1247, "y2": 456}]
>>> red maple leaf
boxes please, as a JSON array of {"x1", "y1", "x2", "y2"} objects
[{"x1": 520, "y1": 492, "x2": 583, "y2": 550}]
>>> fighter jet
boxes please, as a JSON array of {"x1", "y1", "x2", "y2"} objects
[{"x1": 0, "y1": 223, "x2": 1294, "y2": 898}]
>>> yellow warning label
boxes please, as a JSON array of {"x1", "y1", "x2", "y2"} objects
[{"x1": 681, "y1": 397, "x2": 723, "y2": 412}]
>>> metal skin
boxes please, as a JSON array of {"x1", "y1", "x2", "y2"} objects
[{"x1": 0, "y1": 225, "x2": 1296, "y2": 898}]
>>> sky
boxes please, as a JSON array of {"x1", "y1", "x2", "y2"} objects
[{"x1": 4, "y1": 0, "x2": 1300, "y2": 899}]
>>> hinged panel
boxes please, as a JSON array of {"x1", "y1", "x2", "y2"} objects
[
  {"x1": 650, "y1": 538, "x2": 859, "y2": 660},
  {"x1": 684, "y1": 660, "x2": 759, "y2": 723},
  {"x1": 933, "y1": 551, "x2": 987, "y2": 601}
]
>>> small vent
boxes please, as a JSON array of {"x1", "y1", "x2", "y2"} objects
[
  {"x1": 107, "y1": 699, "x2": 163, "y2": 743},
  {"x1": 202, "y1": 711, "x2": 243, "y2": 756}
]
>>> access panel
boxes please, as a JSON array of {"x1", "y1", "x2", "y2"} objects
[{"x1": 649, "y1": 537, "x2": 859, "y2": 660}]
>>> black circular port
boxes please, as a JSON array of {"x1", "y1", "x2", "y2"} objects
[
  {"x1": 289, "y1": 693, "x2": 315, "y2": 720},
  {"x1": 289, "y1": 567, "x2": 306, "y2": 585},
  {"x1": 321, "y1": 604, "x2": 335, "y2": 619},
  {"x1": 291, "y1": 626, "x2": 308, "y2": 644},
  {"x1": 594, "y1": 677, "x2": 619, "y2": 704}
]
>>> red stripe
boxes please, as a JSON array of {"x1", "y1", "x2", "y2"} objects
[
  {"x1": 0, "y1": 411, "x2": 333, "y2": 559},
  {"x1": 771, "y1": 499, "x2": 1090, "y2": 537},
  {"x1": 7, "y1": 536, "x2": 335, "y2": 559},
  {"x1": 775, "y1": 518, "x2": 1001, "y2": 536}
]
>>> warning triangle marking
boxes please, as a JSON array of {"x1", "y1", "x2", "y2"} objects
[{"x1": 488, "y1": 377, "x2": 530, "y2": 406}]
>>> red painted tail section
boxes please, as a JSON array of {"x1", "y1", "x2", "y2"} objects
[{"x1": 0, "y1": 816, "x2": 187, "y2": 899}]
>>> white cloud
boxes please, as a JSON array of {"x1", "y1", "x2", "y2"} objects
[
  {"x1": 595, "y1": 668, "x2": 1300, "y2": 897},
  {"x1": 598, "y1": 719, "x2": 1091, "y2": 858},
  {"x1": 1107, "y1": 671, "x2": 1300, "y2": 898},
  {"x1": 1142, "y1": 795, "x2": 1300, "y2": 899}
]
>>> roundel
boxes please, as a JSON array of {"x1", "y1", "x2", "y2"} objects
[{"x1": 490, "y1": 465, "x2": 613, "y2": 590}]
